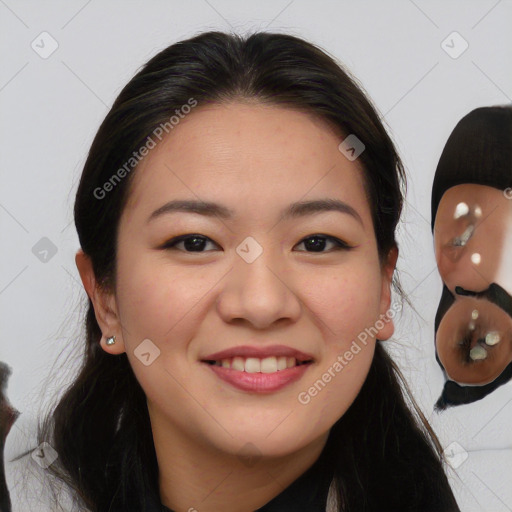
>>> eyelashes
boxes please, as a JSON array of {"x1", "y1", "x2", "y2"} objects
[
  {"x1": 160, "y1": 233, "x2": 354, "y2": 254},
  {"x1": 295, "y1": 234, "x2": 354, "y2": 252},
  {"x1": 160, "y1": 234, "x2": 214, "y2": 252}
]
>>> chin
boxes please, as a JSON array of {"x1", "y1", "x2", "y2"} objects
[
  {"x1": 223, "y1": 434, "x2": 313, "y2": 461},
  {"x1": 215, "y1": 416, "x2": 325, "y2": 457}
]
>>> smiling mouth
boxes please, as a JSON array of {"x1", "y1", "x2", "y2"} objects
[{"x1": 202, "y1": 356, "x2": 313, "y2": 373}]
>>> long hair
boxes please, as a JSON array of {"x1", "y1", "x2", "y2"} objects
[{"x1": 30, "y1": 31, "x2": 459, "y2": 511}]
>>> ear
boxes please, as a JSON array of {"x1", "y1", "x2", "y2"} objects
[
  {"x1": 75, "y1": 249, "x2": 126, "y2": 355},
  {"x1": 376, "y1": 245, "x2": 399, "y2": 341}
]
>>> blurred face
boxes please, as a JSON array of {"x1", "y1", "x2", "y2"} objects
[
  {"x1": 434, "y1": 184, "x2": 512, "y2": 295},
  {"x1": 102, "y1": 102, "x2": 396, "y2": 460},
  {"x1": 436, "y1": 297, "x2": 512, "y2": 385}
]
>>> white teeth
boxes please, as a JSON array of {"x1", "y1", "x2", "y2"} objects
[
  {"x1": 212, "y1": 356, "x2": 307, "y2": 372},
  {"x1": 232, "y1": 357, "x2": 245, "y2": 371},
  {"x1": 261, "y1": 357, "x2": 278, "y2": 373},
  {"x1": 245, "y1": 357, "x2": 261, "y2": 373}
]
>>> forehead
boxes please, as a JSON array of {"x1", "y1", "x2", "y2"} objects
[{"x1": 124, "y1": 102, "x2": 371, "y2": 226}]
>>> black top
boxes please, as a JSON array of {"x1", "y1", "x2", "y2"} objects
[{"x1": 146, "y1": 447, "x2": 335, "y2": 512}]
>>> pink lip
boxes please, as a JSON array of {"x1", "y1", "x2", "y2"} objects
[
  {"x1": 201, "y1": 344, "x2": 314, "y2": 362},
  {"x1": 204, "y1": 363, "x2": 312, "y2": 393}
]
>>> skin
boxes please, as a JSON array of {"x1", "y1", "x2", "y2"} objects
[
  {"x1": 76, "y1": 102, "x2": 397, "y2": 512},
  {"x1": 436, "y1": 297, "x2": 512, "y2": 385},
  {"x1": 434, "y1": 184, "x2": 512, "y2": 296}
]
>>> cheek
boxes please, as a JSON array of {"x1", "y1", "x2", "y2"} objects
[
  {"x1": 115, "y1": 254, "x2": 210, "y2": 346},
  {"x1": 291, "y1": 259, "x2": 381, "y2": 420},
  {"x1": 298, "y1": 259, "x2": 383, "y2": 343}
]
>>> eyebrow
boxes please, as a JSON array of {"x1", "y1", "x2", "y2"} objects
[{"x1": 147, "y1": 198, "x2": 364, "y2": 225}]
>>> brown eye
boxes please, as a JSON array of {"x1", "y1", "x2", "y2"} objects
[
  {"x1": 161, "y1": 234, "x2": 219, "y2": 252},
  {"x1": 294, "y1": 234, "x2": 353, "y2": 253}
]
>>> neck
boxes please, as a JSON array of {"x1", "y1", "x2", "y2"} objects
[{"x1": 149, "y1": 406, "x2": 329, "y2": 512}]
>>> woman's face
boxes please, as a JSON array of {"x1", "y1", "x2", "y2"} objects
[
  {"x1": 434, "y1": 184, "x2": 512, "y2": 295},
  {"x1": 102, "y1": 102, "x2": 396, "y2": 459}
]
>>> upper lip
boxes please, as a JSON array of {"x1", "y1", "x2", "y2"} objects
[{"x1": 201, "y1": 345, "x2": 314, "y2": 362}]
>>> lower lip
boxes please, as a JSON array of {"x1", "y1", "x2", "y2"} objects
[{"x1": 203, "y1": 362, "x2": 312, "y2": 393}]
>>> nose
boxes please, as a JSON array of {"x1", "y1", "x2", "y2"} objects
[{"x1": 215, "y1": 245, "x2": 301, "y2": 329}]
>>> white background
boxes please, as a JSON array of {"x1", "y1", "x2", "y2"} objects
[{"x1": 1, "y1": 1, "x2": 511, "y2": 510}]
